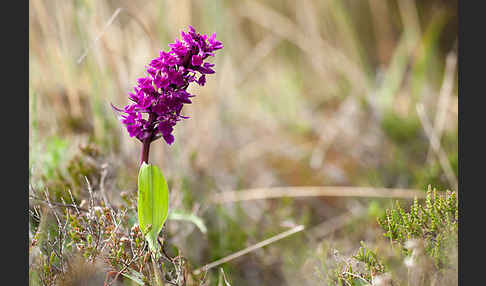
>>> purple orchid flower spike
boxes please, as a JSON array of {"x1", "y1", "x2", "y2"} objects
[{"x1": 112, "y1": 26, "x2": 223, "y2": 164}]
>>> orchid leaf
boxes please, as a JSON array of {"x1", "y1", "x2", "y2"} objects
[{"x1": 138, "y1": 162, "x2": 169, "y2": 254}]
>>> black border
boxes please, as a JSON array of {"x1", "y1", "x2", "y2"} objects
[
  {"x1": 458, "y1": 0, "x2": 482, "y2": 285},
  {"x1": 6, "y1": 0, "x2": 28, "y2": 284}
]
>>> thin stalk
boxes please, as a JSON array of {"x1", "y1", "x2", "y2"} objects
[
  {"x1": 141, "y1": 138, "x2": 152, "y2": 164},
  {"x1": 140, "y1": 113, "x2": 156, "y2": 165},
  {"x1": 152, "y1": 254, "x2": 164, "y2": 286}
]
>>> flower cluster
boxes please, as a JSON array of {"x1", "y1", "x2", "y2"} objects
[{"x1": 114, "y1": 26, "x2": 223, "y2": 145}]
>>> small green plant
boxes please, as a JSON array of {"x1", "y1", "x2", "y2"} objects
[
  {"x1": 333, "y1": 242, "x2": 387, "y2": 286},
  {"x1": 321, "y1": 186, "x2": 457, "y2": 286},
  {"x1": 377, "y1": 186, "x2": 457, "y2": 268},
  {"x1": 352, "y1": 242, "x2": 386, "y2": 279}
]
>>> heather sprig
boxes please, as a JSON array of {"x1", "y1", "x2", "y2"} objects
[
  {"x1": 113, "y1": 26, "x2": 223, "y2": 164},
  {"x1": 377, "y1": 186, "x2": 458, "y2": 268}
]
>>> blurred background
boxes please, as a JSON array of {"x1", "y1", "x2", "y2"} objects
[{"x1": 29, "y1": 0, "x2": 457, "y2": 285}]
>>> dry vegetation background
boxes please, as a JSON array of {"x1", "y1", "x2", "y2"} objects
[{"x1": 29, "y1": 0, "x2": 458, "y2": 285}]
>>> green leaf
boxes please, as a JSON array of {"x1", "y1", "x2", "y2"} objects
[
  {"x1": 168, "y1": 210, "x2": 207, "y2": 234},
  {"x1": 121, "y1": 269, "x2": 145, "y2": 285},
  {"x1": 138, "y1": 162, "x2": 170, "y2": 254}
]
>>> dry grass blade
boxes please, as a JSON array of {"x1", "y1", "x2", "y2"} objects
[
  {"x1": 218, "y1": 268, "x2": 232, "y2": 286},
  {"x1": 193, "y1": 225, "x2": 305, "y2": 275},
  {"x1": 416, "y1": 104, "x2": 458, "y2": 191},
  {"x1": 194, "y1": 207, "x2": 366, "y2": 275},
  {"x1": 100, "y1": 164, "x2": 111, "y2": 208},
  {"x1": 211, "y1": 186, "x2": 425, "y2": 204},
  {"x1": 397, "y1": 0, "x2": 422, "y2": 39},
  {"x1": 426, "y1": 51, "x2": 457, "y2": 162},
  {"x1": 77, "y1": 8, "x2": 124, "y2": 64}
]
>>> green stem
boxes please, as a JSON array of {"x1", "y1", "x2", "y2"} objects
[
  {"x1": 140, "y1": 113, "x2": 156, "y2": 165},
  {"x1": 151, "y1": 254, "x2": 163, "y2": 286}
]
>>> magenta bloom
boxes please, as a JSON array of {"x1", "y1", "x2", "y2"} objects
[{"x1": 114, "y1": 26, "x2": 223, "y2": 146}]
